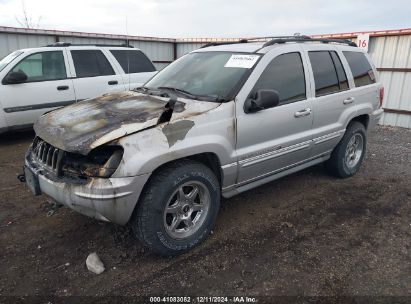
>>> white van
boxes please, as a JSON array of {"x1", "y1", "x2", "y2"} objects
[{"x1": 0, "y1": 43, "x2": 157, "y2": 133}]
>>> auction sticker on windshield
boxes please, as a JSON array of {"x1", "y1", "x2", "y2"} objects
[{"x1": 224, "y1": 54, "x2": 260, "y2": 68}]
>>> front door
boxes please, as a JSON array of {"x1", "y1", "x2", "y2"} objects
[
  {"x1": 236, "y1": 46, "x2": 313, "y2": 185},
  {"x1": 0, "y1": 50, "x2": 75, "y2": 128}
]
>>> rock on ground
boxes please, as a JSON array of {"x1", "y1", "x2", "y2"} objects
[{"x1": 86, "y1": 252, "x2": 105, "y2": 274}]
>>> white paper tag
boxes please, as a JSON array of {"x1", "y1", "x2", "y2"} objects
[{"x1": 224, "y1": 54, "x2": 260, "y2": 68}]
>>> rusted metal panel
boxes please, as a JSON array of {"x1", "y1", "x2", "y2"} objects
[
  {"x1": 311, "y1": 27, "x2": 411, "y2": 39},
  {"x1": 377, "y1": 68, "x2": 411, "y2": 72},
  {"x1": 384, "y1": 108, "x2": 411, "y2": 115}
]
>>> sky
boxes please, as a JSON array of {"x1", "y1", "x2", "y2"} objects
[{"x1": 0, "y1": 0, "x2": 410, "y2": 38}]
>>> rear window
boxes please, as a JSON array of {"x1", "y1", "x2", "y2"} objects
[
  {"x1": 110, "y1": 50, "x2": 156, "y2": 73},
  {"x1": 343, "y1": 51, "x2": 376, "y2": 87},
  {"x1": 71, "y1": 50, "x2": 115, "y2": 78}
]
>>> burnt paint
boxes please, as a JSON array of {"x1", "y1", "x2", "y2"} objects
[
  {"x1": 162, "y1": 120, "x2": 195, "y2": 147},
  {"x1": 34, "y1": 92, "x2": 186, "y2": 155}
]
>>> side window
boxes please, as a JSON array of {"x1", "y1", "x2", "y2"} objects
[
  {"x1": 330, "y1": 52, "x2": 349, "y2": 91},
  {"x1": 343, "y1": 51, "x2": 376, "y2": 87},
  {"x1": 252, "y1": 52, "x2": 306, "y2": 105},
  {"x1": 11, "y1": 51, "x2": 66, "y2": 82},
  {"x1": 308, "y1": 51, "x2": 340, "y2": 96},
  {"x1": 71, "y1": 50, "x2": 115, "y2": 78},
  {"x1": 110, "y1": 50, "x2": 156, "y2": 73}
]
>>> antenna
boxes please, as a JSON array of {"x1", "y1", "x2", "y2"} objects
[{"x1": 125, "y1": 16, "x2": 130, "y2": 90}]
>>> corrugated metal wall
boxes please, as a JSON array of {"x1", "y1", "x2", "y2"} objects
[
  {"x1": 0, "y1": 32, "x2": 55, "y2": 58},
  {"x1": 368, "y1": 35, "x2": 411, "y2": 128},
  {"x1": 176, "y1": 42, "x2": 205, "y2": 58},
  {"x1": 0, "y1": 26, "x2": 176, "y2": 71},
  {"x1": 1, "y1": 26, "x2": 410, "y2": 128}
]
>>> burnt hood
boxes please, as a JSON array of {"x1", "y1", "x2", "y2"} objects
[{"x1": 34, "y1": 91, "x2": 220, "y2": 155}]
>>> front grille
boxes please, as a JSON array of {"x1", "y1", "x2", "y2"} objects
[{"x1": 32, "y1": 137, "x2": 65, "y2": 176}]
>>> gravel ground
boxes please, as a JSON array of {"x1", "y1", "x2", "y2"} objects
[{"x1": 0, "y1": 126, "x2": 410, "y2": 302}]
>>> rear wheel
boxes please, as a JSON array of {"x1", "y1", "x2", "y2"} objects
[
  {"x1": 131, "y1": 160, "x2": 220, "y2": 256},
  {"x1": 326, "y1": 121, "x2": 367, "y2": 178}
]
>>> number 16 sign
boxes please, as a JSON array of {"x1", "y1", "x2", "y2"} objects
[{"x1": 357, "y1": 34, "x2": 370, "y2": 52}]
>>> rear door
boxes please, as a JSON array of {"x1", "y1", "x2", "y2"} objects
[
  {"x1": 302, "y1": 45, "x2": 355, "y2": 157},
  {"x1": 67, "y1": 48, "x2": 125, "y2": 101},
  {"x1": 235, "y1": 46, "x2": 314, "y2": 184},
  {"x1": 0, "y1": 50, "x2": 75, "y2": 128},
  {"x1": 108, "y1": 49, "x2": 157, "y2": 90},
  {"x1": 342, "y1": 50, "x2": 379, "y2": 112}
]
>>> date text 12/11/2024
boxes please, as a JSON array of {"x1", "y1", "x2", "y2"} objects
[{"x1": 149, "y1": 296, "x2": 257, "y2": 303}]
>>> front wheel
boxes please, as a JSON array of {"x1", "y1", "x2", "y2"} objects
[
  {"x1": 326, "y1": 121, "x2": 367, "y2": 178},
  {"x1": 131, "y1": 160, "x2": 220, "y2": 256}
]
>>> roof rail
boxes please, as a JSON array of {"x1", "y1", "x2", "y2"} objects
[
  {"x1": 200, "y1": 39, "x2": 248, "y2": 48},
  {"x1": 199, "y1": 35, "x2": 356, "y2": 50},
  {"x1": 247, "y1": 35, "x2": 311, "y2": 42},
  {"x1": 262, "y1": 37, "x2": 357, "y2": 48},
  {"x1": 46, "y1": 42, "x2": 134, "y2": 48}
]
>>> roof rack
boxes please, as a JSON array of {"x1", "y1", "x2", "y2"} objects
[
  {"x1": 262, "y1": 37, "x2": 357, "y2": 47},
  {"x1": 46, "y1": 42, "x2": 134, "y2": 48},
  {"x1": 199, "y1": 35, "x2": 357, "y2": 49},
  {"x1": 247, "y1": 35, "x2": 311, "y2": 42}
]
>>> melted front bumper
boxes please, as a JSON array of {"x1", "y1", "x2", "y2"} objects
[{"x1": 25, "y1": 151, "x2": 150, "y2": 225}]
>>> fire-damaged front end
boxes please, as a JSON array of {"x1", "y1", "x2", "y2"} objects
[
  {"x1": 24, "y1": 142, "x2": 146, "y2": 224},
  {"x1": 24, "y1": 91, "x2": 224, "y2": 224}
]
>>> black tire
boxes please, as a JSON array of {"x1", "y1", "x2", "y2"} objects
[
  {"x1": 326, "y1": 121, "x2": 367, "y2": 178},
  {"x1": 131, "y1": 159, "x2": 220, "y2": 256}
]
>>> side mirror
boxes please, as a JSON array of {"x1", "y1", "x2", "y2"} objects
[
  {"x1": 244, "y1": 89, "x2": 280, "y2": 113},
  {"x1": 3, "y1": 71, "x2": 28, "y2": 85}
]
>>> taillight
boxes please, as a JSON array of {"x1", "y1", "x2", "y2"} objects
[{"x1": 379, "y1": 87, "x2": 384, "y2": 108}]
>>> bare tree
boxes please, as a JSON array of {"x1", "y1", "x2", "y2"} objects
[{"x1": 15, "y1": 0, "x2": 42, "y2": 29}]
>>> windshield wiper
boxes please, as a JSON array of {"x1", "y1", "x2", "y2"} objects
[
  {"x1": 157, "y1": 86, "x2": 224, "y2": 102},
  {"x1": 157, "y1": 87, "x2": 198, "y2": 98},
  {"x1": 134, "y1": 86, "x2": 170, "y2": 97}
]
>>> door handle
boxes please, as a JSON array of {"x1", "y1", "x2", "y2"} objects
[
  {"x1": 57, "y1": 85, "x2": 69, "y2": 91},
  {"x1": 294, "y1": 108, "x2": 312, "y2": 118},
  {"x1": 343, "y1": 97, "x2": 355, "y2": 104},
  {"x1": 108, "y1": 80, "x2": 118, "y2": 85}
]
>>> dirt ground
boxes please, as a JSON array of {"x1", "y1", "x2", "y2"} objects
[{"x1": 0, "y1": 126, "x2": 410, "y2": 302}]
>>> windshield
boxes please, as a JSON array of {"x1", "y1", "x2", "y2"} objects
[
  {"x1": 144, "y1": 52, "x2": 260, "y2": 101},
  {"x1": 0, "y1": 51, "x2": 23, "y2": 72}
]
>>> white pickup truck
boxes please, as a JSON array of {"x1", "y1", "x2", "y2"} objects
[{"x1": 0, "y1": 43, "x2": 157, "y2": 133}]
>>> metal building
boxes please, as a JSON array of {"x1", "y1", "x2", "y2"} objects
[
  {"x1": 0, "y1": 26, "x2": 410, "y2": 128},
  {"x1": 313, "y1": 28, "x2": 411, "y2": 129}
]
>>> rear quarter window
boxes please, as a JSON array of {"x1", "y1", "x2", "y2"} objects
[
  {"x1": 343, "y1": 51, "x2": 376, "y2": 87},
  {"x1": 110, "y1": 50, "x2": 156, "y2": 74},
  {"x1": 71, "y1": 50, "x2": 115, "y2": 78}
]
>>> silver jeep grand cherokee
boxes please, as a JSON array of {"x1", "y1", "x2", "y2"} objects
[{"x1": 24, "y1": 36, "x2": 384, "y2": 255}]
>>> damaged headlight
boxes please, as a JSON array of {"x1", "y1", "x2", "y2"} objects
[{"x1": 63, "y1": 146, "x2": 123, "y2": 178}]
